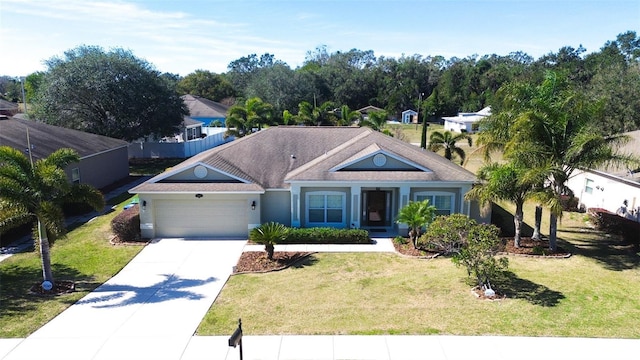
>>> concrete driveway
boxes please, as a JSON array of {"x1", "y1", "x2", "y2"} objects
[{"x1": 2, "y1": 238, "x2": 247, "y2": 360}]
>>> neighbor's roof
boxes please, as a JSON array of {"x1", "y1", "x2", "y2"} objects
[
  {"x1": 443, "y1": 106, "x2": 491, "y2": 123},
  {"x1": 0, "y1": 99, "x2": 19, "y2": 111},
  {"x1": 0, "y1": 117, "x2": 129, "y2": 161},
  {"x1": 181, "y1": 94, "x2": 229, "y2": 118},
  {"x1": 591, "y1": 129, "x2": 640, "y2": 183},
  {"x1": 131, "y1": 126, "x2": 477, "y2": 194}
]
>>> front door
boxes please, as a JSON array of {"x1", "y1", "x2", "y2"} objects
[{"x1": 364, "y1": 190, "x2": 390, "y2": 227}]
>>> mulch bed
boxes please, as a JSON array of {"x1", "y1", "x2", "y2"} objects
[
  {"x1": 29, "y1": 280, "x2": 75, "y2": 296},
  {"x1": 393, "y1": 237, "x2": 571, "y2": 258},
  {"x1": 234, "y1": 251, "x2": 313, "y2": 273},
  {"x1": 236, "y1": 237, "x2": 571, "y2": 274}
]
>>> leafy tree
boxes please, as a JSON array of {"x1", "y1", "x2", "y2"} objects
[
  {"x1": 395, "y1": 200, "x2": 436, "y2": 248},
  {"x1": 32, "y1": 45, "x2": 187, "y2": 141},
  {"x1": 24, "y1": 72, "x2": 45, "y2": 104},
  {"x1": 465, "y1": 162, "x2": 545, "y2": 247},
  {"x1": 225, "y1": 97, "x2": 274, "y2": 138},
  {"x1": 0, "y1": 147, "x2": 104, "y2": 291},
  {"x1": 249, "y1": 222, "x2": 289, "y2": 260},
  {"x1": 419, "y1": 213, "x2": 473, "y2": 254},
  {"x1": 451, "y1": 220, "x2": 507, "y2": 291},
  {"x1": 427, "y1": 130, "x2": 472, "y2": 165},
  {"x1": 177, "y1": 69, "x2": 236, "y2": 102},
  {"x1": 227, "y1": 53, "x2": 282, "y2": 98}
]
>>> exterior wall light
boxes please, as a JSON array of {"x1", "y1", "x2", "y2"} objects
[{"x1": 251, "y1": 200, "x2": 256, "y2": 210}]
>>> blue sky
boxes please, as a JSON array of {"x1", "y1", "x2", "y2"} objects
[{"x1": 1, "y1": 0, "x2": 638, "y2": 77}]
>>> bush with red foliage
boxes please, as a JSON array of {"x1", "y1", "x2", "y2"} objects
[{"x1": 110, "y1": 205, "x2": 141, "y2": 242}]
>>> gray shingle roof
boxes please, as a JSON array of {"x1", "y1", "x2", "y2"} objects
[
  {"x1": 0, "y1": 118, "x2": 129, "y2": 160},
  {"x1": 132, "y1": 126, "x2": 477, "y2": 194},
  {"x1": 181, "y1": 94, "x2": 229, "y2": 118}
]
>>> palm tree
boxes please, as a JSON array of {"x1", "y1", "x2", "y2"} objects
[
  {"x1": 295, "y1": 101, "x2": 337, "y2": 126},
  {"x1": 481, "y1": 71, "x2": 635, "y2": 250},
  {"x1": 225, "y1": 97, "x2": 274, "y2": 138},
  {"x1": 395, "y1": 200, "x2": 436, "y2": 249},
  {"x1": 249, "y1": 222, "x2": 289, "y2": 260},
  {"x1": 336, "y1": 105, "x2": 362, "y2": 126},
  {"x1": 428, "y1": 130, "x2": 472, "y2": 165},
  {"x1": 0, "y1": 147, "x2": 104, "y2": 291},
  {"x1": 359, "y1": 110, "x2": 388, "y2": 132},
  {"x1": 465, "y1": 161, "x2": 546, "y2": 247}
]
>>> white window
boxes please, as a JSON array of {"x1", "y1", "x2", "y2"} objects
[
  {"x1": 306, "y1": 191, "x2": 346, "y2": 226},
  {"x1": 71, "y1": 168, "x2": 80, "y2": 184},
  {"x1": 584, "y1": 179, "x2": 594, "y2": 194},
  {"x1": 415, "y1": 192, "x2": 454, "y2": 216}
]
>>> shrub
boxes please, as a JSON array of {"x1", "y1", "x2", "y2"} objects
[
  {"x1": 451, "y1": 222, "x2": 508, "y2": 290},
  {"x1": 393, "y1": 236, "x2": 408, "y2": 245},
  {"x1": 418, "y1": 214, "x2": 473, "y2": 254},
  {"x1": 249, "y1": 222, "x2": 289, "y2": 260},
  {"x1": 110, "y1": 205, "x2": 141, "y2": 242},
  {"x1": 283, "y1": 227, "x2": 370, "y2": 244}
]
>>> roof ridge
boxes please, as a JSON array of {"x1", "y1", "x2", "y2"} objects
[{"x1": 284, "y1": 127, "x2": 372, "y2": 179}]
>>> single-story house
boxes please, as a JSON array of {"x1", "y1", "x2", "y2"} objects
[
  {"x1": 566, "y1": 130, "x2": 640, "y2": 219},
  {"x1": 442, "y1": 106, "x2": 491, "y2": 133},
  {"x1": 130, "y1": 126, "x2": 486, "y2": 239},
  {"x1": 401, "y1": 110, "x2": 418, "y2": 124},
  {"x1": 181, "y1": 94, "x2": 229, "y2": 127},
  {"x1": 0, "y1": 117, "x2": 129, "y2": 189}
]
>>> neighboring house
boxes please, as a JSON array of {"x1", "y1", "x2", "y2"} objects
[
  {"x1": 181, "y1": 94, "x2": 229, "y2": 126},
  {"x1": 567, "y1": 130, "x2": 640, "y2": 220},
  {"x1": 130, "y1": 126, "x2": 487, "y2": 239},
  {"x1": 401, "y1": 110, "x2": 418, "y2": 124},
  {"x1": 442, "y1": 106, "x2": 491, "y2": 133},
  {"x1": 128, "y1": 116, "x2": 232, "y2": 159},
  {"x1": 357, "y1": 105, "x2": 386, "y2": 121},
  {"x1": 0, "y1": 117, "x2": 129, "y2": 190}
]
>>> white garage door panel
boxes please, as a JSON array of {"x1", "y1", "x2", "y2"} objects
[{"x1": 154, "y1": 199, "x2": 248, "y2": 238}]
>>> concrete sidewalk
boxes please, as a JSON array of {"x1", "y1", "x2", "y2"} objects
[{"x1": 185, "y1": 334, "x2": 640, "y2": 360}]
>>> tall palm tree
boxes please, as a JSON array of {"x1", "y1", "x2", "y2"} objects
[
  {"x1": 225, "y1": 97, "x2": 274, "y2": 138},
  {"x1": 465, "y1": 161, "x2": 546, "y2": 247},
  {"x1": 0, "y1": 147, "x2": 104, "y2": 291},
  {"x1": 395, "y1": 200, "x2": 436, "y2": 249},
  {"x1": 481, "y1": 71, "x2": 635, "y2": 250},
  {"x1": 428, "y1": 130, "x2": 472, "y2": 165}
]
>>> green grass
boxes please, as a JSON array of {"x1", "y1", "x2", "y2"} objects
[
  {"x1": 0, "y1": 197, "x2": 144, "y2": 338},
  {"x1": 129, "y1": 158, "x2": 184, "y2": 176},
  {"x1": 199, "y1": 208, "x2": 640, "y2": 338}
]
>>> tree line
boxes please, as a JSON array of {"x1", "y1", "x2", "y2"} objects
[{"x1": 1, "y1": 31, "x2": 638, "y2": 142}]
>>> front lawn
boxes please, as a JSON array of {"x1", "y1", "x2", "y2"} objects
[
  {"x1": 199, "y1": 208, "x2": 640, "y2": 338},
  {"x1": 0, "y1": 197, "x2": 144, "y2": 337}
]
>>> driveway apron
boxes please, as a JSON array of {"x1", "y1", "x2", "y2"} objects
[{"x1": 3, "y1": 238, "x2": 246, "y2": 360}]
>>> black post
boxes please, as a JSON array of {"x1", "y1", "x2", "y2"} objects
[{"x1": 228, "y1": 318, "x2": 243, "y2": 360}]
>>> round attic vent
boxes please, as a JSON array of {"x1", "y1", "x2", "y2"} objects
[
  {"x1": 194, "y1": 165, "x2": 208, "y2": 179},
  {"x1": 373, "y1": 153, "x2": 387, "y2": 167}
]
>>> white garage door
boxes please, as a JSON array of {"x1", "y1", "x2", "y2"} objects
[{"x1": 154, "y1": 199, "x2": 248, "y2": 238}]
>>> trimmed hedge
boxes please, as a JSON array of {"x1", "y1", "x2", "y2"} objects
[
  {"x1": 110, "y1": 205, "x2": 141, "y2": 242},
  {"x1": 280, "y1": 227, "x2": 371, "y2": 244}
]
